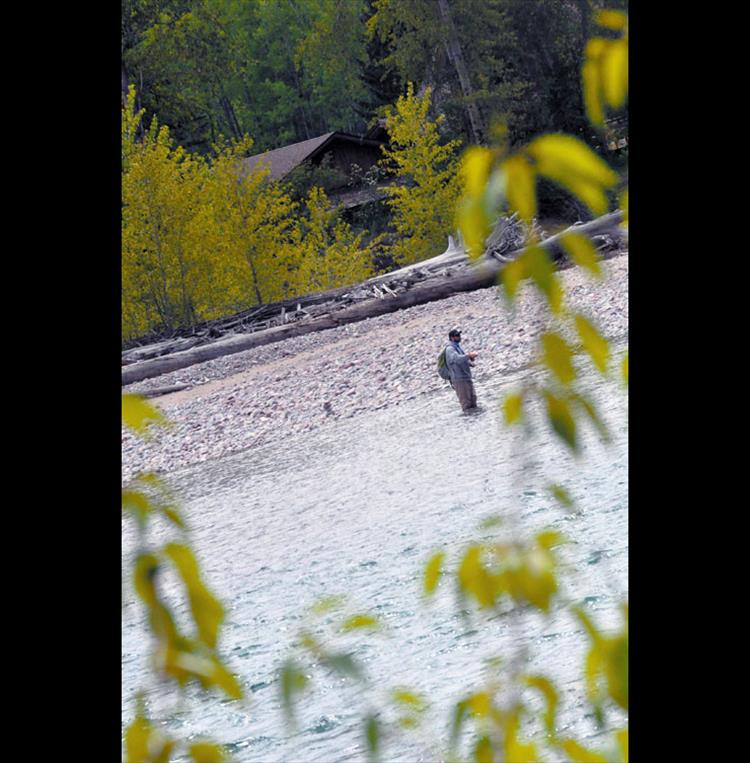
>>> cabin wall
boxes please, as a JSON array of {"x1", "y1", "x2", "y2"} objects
[{"x1": 311, "y1": 141, "x2": 383, "y2": 188}]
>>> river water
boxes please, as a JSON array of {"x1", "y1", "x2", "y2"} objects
[{"x1": 122, "y1": 344, "x2": 628, "y2": 762}]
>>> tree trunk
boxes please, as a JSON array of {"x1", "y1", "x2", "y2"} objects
[
  {"x1": 138, "y1": 383, "x2": 192, "y2": 398},
  {"x1": 436, "y1": 0, "x2": 485, "y2": 145},
  {"x1": 122, "y1": 62, "x2": 129, "y2": 104},
  {"x1": 220, "y1": 94, "x2": 243, "y2": 140}
]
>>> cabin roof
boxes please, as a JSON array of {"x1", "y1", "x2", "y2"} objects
[{"x1": 241, "y1": 131, "x2": 385, "y2": 180}]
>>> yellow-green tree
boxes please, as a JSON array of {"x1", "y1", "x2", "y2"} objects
[
  {"x1": 122, "y1": 86, "x2": 207, "y2": 339},
  {"x1": 123, "y1": 85, "x2": 383, "y2": 342},
  {"x1": 197, "y1": 139, "x2": 300, "y2": 309},
  {"x1": 292, "y1": 187, "x2": 378, "y2": 292},
  {"x1": 380, "y1": 83, "x2": 463, "y2": 265}
]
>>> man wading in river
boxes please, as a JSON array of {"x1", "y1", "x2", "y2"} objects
[{"x1": 445, "y1": 328, "x2": 478, "y2": 412}]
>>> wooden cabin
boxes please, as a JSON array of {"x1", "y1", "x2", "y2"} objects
[{"x1": 241, "y1": 130, "x2": 386, "y2": 190}]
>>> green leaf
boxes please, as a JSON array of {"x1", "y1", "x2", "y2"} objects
[
  {"x1": 125, "y1": 716, "x2": 175, "y2": 763},
  {"x1": 123, "y1": 394, "x2": 166, "y2": 434},
  {"x1": 529, "y1": 134, "x2": 616, "y2": 214},
  {"x1": 514, "y1": 562, "x2": 557, "y2": 612},
  {"x1": 604, "y1": 635, "x2": 629, "y2": 710},
  {"x1": 209, "y1": 658, "x2": 243, "y2": 700},
  {"x1": 459, "y1": 146, "x2": 495, "y2": 259},
  {"x1": 526, "y1": 246, "x2": 563, "y2": 313},
  {"x1": 480, "y1": 514, "x2": 503, "y2": 529},
  {"x1": 582, "y1": 59, "x2": 604, "y2": 127},
  {"x1": 620, "y1": 190, "x2": 628, "y2": 223},
  {"x1": 542, "y1": 332, "x2": 576, "y2": 385},
  {"x1": 523, "y1": 675, "x2": 559, "y2": 735},
  {"x1": 503, "y1": 392, "x2": 524, "y2": 425},
  {"x1": 536, "y1": 530, "x2": 564, "y2": 550},
  {"x1": 423, "y1": 551, "x2": 445, "y2": 595},
  {"x1": 466, "y1": 692, "x2": 492, "y2": 717},
  {"x1": 463, "y1": 146, "x2": 493, "y2": 197},
  {"x1": 544, "y1": 391, "x2": 578, "y2": 452},
  {"x1": 129, "y1": 474, "x2": 185, "y2": 528},
  {"x1": 529, "y1": 134, "x2": 618, "y2": 190},
  {"x1": 311, "y1": 595, "x2": 346, "y2": 615},
  {"x1": 392, "y1": 688, "x2": 427, "y2": 729},
  {"x1": 451, "y1": 700, "x2": 470, "y2": 745},
  {"x1": 548, "y1": 483, "x2": 574, "y2": 510},
  {"x1": 161, "y1": 505, "x2": 186, "y2": 529},
  {"x1": 576, "y1": 607, "x2": 628, "y2": 716},
  {"x1": 602, "y1": 39, "x2": 628, "y2": 109},
  {"x1": 280, "y1": 659, "x2": 308, "y2": 720},
  {"x1": 164, "y1": 543, "x2": 225, "y2": 649},
  {"x1": 163, "y1": 648, "x2": 242, "y2": 699},
  {"x1": 122, "y1": 489, "x2": 153, "y2": 525},
  {"x1": 133, "y1": 553, "x2": 160, "y2": 608},
  {"x1": 152, "y1": 741, "x2": 177, "y2": 763},
  {"x1": 560, "y1": 739, "x2": 607, "y2": 762},
  {"x1": 474, "y1": 735, "x2": 494, "y2": 763},
  {"x1": 324, "y1": 652, "x2": 363, "y2": 680},
  {"x1": 459, "y1": 196, "x2": 492, "y2": 259},
  {"x1": 365, "y1": 715, "x2": 379, "y2": 760},
  {"x1": 189, "y1": 741, "x2": 226, "y2": 763},
  {"x1": 504, "y1": 714, "x2": 539, "y2": 762},
  {"x1": 570, "y1": 392, "x2": 611, "y2": 443},
  {"x1": 573, "y1": 606, "x2": 601, "y2": 641},
  {"x1": 616, "y1": 728, "x2": 629, "y2": 762},
  {"x1": 134, "y1": 562, "x2": 180, "y2": 649},
  {"x1": 560, "y1": 232, "x2": 602, "y2": 276},
  {"x1": 125, "y1": 716, "x2": 152, "y2": 763},
  {"x1": 504, "y1": 154, "x2": 537, "y2": 222},
  {"x1": 560, "y1": 176, "x2": 610, "y2": 217},
  {"x1": 621, "y1": 353, "x2": 628, "y2": 385},
  {"x1": 500, "y1": 255, "x2": 527, "y2": 302},
  {"x1": 574, "y1": 315, "x2": 610, "y2": 374},
  {"x1": 341, "y1": 614, "x2": 379, "y2": 631},
  {"x1": 595, "y1": 9, "x2": 628, "y2": 31},
  {"x1": 458, "y1": 546, "x2": 497, "y2": 607},
  {"x1": 392, "y1": 689, "x2": 427, "y2": 711}
]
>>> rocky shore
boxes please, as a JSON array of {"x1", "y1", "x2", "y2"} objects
[{"x1": 122, "y1": 253, "x2": 628, "y2": 483}]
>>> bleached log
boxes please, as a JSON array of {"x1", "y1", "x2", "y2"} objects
[{"x1": 137, "y1": 383, "x2": 191, "y2": 398}]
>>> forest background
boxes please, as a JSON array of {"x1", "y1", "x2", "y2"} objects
[{"x1": 122, "y1": 0, "x2": 628, "y2": 342}]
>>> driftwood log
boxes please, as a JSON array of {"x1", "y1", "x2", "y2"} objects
[
  {"x1": 136, "y1": 383, "x2": 192, "y2": 398},
  {"x1": 123, "y1": 212, "x2": 624, "y2": 386},
  {"x1": 122, "y1": 243, "x2": 472, "y2": 365}
]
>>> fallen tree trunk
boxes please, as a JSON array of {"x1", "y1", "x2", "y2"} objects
[
  {"x1": 123, "y1": 244, "x2": 470, "y2": 360},
  {"x1": 137, "y1": 383, "x2": 192, "y2": 398},
  {"x1": 123, "y1": 212, "x2": 623, "y2": 386}
]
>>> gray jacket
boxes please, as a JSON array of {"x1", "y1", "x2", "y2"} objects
[{"x1": 445, "y1": 341, "x2": 473, "y2": 381}]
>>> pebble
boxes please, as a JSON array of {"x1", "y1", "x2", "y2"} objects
[{"x1": 122, "y1": 254, "x2": 629, "y2": 483}]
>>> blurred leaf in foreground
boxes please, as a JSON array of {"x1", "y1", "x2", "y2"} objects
[{"x1": 123, "y1": 393, "x2": 166, "y2": 434}]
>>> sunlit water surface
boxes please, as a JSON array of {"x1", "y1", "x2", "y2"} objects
[{"x1": 122, "y1": 345, "x2": 628, "y2": 762}]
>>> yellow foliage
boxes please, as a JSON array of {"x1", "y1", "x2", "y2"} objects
[
  {"x1": 380, "y1": 83, "x2": 462, "y2": 265},
  {"x1": 293, "y1": 187, "x2": 377, "y2": 292},
  {"x1": 583, "y1": 13, "x2": 629, "y2": 125},
  {"x1": 122, "y1": 92, "x2": 379, "y2": 342},
  {"x1": 122, "y1": 103, "x2": 207, "y2": 337}
]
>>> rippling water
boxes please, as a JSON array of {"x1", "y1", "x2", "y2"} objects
[{"x1": 122, "y1": 344, "x2": 628, "y2": 761}]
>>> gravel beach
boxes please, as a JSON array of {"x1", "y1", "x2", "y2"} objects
[{"x1": 122, "y1": 253, "x2": 628, "y2": 482}]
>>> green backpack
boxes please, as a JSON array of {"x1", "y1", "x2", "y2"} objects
[{"x1": 437, "y1": 347, "x2": 451, "y2": 380}]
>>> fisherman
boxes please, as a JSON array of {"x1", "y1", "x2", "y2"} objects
[{"x1": 445, "y1": 328, "x2": 478, "y2": 412}]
